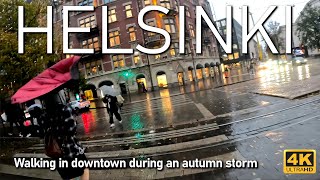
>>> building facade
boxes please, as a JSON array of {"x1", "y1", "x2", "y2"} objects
[
  {"x1": 54, "y1": 0, "x2": 220, "y2": 98},
  {"x1": 215, "y1": 18, "x2": 251, "y2": 64},
  {"x1": 277, "y1": 0, "x2": 320, "y2": 58}
]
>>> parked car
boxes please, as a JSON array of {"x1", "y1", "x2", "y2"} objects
[
  {"x1": 292, "y1": 57, "x2": 307, "y2": 65},
  {"x1": 68, "y1": 100, "x2": 90, "y2": 112}
]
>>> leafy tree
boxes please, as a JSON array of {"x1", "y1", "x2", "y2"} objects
[
  {"x1": 265, "y1": 21, "x2": 281, "y2": 59},
  {"x1": 0, "y1": 0, "x2": 57, "y2": 99},
  {"x1": 296, "y1": 6, "x2": 320, "y2": 50}
]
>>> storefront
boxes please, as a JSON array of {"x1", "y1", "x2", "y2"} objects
[{"x1": 157, "y1": 71, "x2": 168, "y2": 88}]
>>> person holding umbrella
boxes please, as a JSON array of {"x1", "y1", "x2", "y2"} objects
[
  {"x1": 11, "y1": 56, "x2": 89, "y2": 179},
  {"x1": 100, "y1": 85, "x2": 122, "y2": 128}
]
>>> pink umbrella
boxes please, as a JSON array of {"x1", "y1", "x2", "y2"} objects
[{"x1": 11, "y1": 56, "x2": 81, "y2": 104}]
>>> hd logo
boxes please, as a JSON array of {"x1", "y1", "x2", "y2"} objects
[{"x1": 283, "y1": 149, "x2": 316, "y2": 174}]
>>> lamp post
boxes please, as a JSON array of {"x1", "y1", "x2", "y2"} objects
[
  {"x1": 239, "y1": 7, "x2": 263, "y2": 61},
  {"x1": 187, "y1": 38, "x2": 198, "y2": 91},
  {"x1": 135, "y1": 0, "x2": 154, "y2": 92},
  {"x1": 122, "y1": 70, "x2": 133, "y2": 102},
  {"x1": 249, "y1": 12, "x2": 263, "y2": 61}
]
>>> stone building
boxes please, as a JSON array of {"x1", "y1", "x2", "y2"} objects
[{"x1": 54, "y1": 0, "x2": 220, "y2": 98}]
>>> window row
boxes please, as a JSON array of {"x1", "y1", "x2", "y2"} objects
[
  {"x1": 84, "y1": 54, "x2": 142, "y2": 76},
  {"x1": 108, "y1": 4, "x2": 133, "y2": 23},
  {"x1": 78, "y1": 25, "x2": 196, "y2": 50}
]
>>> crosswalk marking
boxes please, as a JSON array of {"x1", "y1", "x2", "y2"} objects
[{"x1": 195, "y1": 103, "x2": 214, "y2": 118}]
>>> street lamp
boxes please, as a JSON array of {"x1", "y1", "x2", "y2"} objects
[{"x1": 121, "y1": 70, "x2": 134, "y2": 102}]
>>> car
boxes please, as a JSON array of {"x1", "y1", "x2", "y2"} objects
[
  {"x1": 68, "y1": 100, "x2": 90, "y2": 111},
  {"x1": 292, "y1": 57, "x2": 307, "y2": 65}
]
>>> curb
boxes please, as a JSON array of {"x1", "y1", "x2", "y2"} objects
[{"x1": 15, "y1": 135, "x2": 228, "y2": 159}]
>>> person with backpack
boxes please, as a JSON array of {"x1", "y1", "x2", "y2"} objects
[{"x1": 42, "y1": 91, "x2": 89, "y2": 180}]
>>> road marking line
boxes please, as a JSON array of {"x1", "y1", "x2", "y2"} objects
[{"x1": 195, "y1": 103, "x2": 214, "y2": 118}]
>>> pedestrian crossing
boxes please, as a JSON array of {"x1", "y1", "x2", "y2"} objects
[
  {"x1": 14, "y1": 118, "x2": 248, "y2": 179},
  {"x1": 91, "y1": 94, "x2": 194, "y2": 117}
]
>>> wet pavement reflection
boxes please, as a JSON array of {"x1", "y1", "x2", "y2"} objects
[
  {"x1": 76, "y1": 59, "x2": 320, "y2": 138},
  {"x1": 16, "y1": 59, "x2": 320, "y2": 179}
]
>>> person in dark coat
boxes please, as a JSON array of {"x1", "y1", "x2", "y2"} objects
[
  {"x1": 41, "y1": 91, "x2": 89, "y2": 180},
  {"x1": 4, "y1": 102, "x2": 25, "y2": 137},
  {"x1": 26, "y1": 100, "x2": 45, "y2": 137},
  {"x1": 103, "y1": 95, "x2": 122, "y2": 128}
]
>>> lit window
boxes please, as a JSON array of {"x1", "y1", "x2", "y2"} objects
[
  {"x1": 234, "y1": 52, "x2": 239, "y2": 59},
  {"x1": 144, "y1": 0, "x2": 151, "y2": 6},
  {"x1": 134, "y1": 56, "x2": 140, "y2": 65},
  {"x1": 78, "y1": 0, "x2": 93, "y2": 6},
  {"x1": 128, "y1": 27, "x2": 136, "y2": 42},
  {"x1": 109, "y1": 30, "x2": 120, "y2": 47},
  {"x1": 85, "y1": 60, "x2": 103, "y2": 76},
  {"x1": 228, "y1": 54, "x2": 234, "y2": 60},
  {"x1": 189, "y1": 24, "x2": 195, "y2": 37},
  {"x1": 170, "y1": 43, "x2": 179, "y2": 57},
  {"x1": 164, "y1": 18, "x2": 176, "y2": 33},
  {"x1": 108, "y1": 9, "x2": 117, "y2": 23},
  {"x1": 79, "y1": 15, "x2": 96, "y2": 28},
  {"x1": 160, "y1": 0, "x2": 171, "y2": 9},
  {"x1": 82, "y1": 37, "x2": 100, "y2": 51},
  {"x1": 125, "y1": 5, "x2": 133, "y2": 18},
  {"x1": 186, "y1": 7, "x2": 191, "y2": 17},
  {"x1": 155, "y1": 54, "x2": 161, "y2": 60},
  {"x1": 112, "y1": 55, "x2": 125, "y2": 69}
]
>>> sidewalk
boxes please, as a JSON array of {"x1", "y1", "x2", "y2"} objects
[{"x1": 122, "y1": 68, "x2": 253, "y2": 104}]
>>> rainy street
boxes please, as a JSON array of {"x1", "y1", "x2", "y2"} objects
[{"x1": 11, "y1": 57, "x2": 320, "y2": 179}]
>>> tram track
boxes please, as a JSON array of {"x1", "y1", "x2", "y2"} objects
[{"x1": 28, "y1": 96, "x2": 320, "y2": 152}]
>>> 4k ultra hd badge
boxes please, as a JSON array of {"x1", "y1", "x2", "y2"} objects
[{"x1": 283, "y1": 149, "x2": 316, "y2": 174}]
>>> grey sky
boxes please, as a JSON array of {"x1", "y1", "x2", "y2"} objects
[{"x1": 209, "y1": 0, "x2": 308, "y2": 27}]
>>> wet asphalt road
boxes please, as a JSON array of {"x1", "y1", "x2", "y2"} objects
[
  {"x1": 72, "y1": 58, "x2": 320, "y2": 179},
  {"x1": 75, "y1": 58, "x2": 320, "y2": 138},
  {"x1": 8, "y1": 58, "x2": 320, "y2": 179}
]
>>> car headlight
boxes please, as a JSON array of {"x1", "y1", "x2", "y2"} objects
[
  {"x1": 304, "y1": 59, "x2": 308, "y2": 62},
  {"x1": 296, "y1": 60, "x2": 301, "y2": 63}
]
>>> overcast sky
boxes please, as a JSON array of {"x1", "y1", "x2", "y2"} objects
[{"x1": 209, "y1": 0, "x2": 308, "y2": 27}]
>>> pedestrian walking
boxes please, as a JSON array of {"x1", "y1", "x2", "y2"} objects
[
  {"x1": 103, "y1": 95, "x2": 122, "y2": 128},
  {"x1": 42, "y1": 91, "x2": 89, "y2": 180},
  {"x1": 100, "y1": 85, "x2": 123, "y2": 128},
  {"x1": 26, "y1": 100, "x2": 45, "y2": 137},
  {"x1": 249, "y1": 60, "x2": 255, "y2": 75},
  {"x1": 4, "y1": 101, "x2": 26, "y2": 137},
  {"x1": 0, "y1": 111, "x2": 7, "y2": 136},
  {"x1": 141, "y1": 82, "x2": 147, "y2": 93},
  {"x1": 224, "y1": 66, "x2": 229, "y2": 78}
]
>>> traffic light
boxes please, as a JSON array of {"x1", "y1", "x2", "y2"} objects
[{"x1": 120, "y1": 70, "x2": 134, "y2": 79}]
